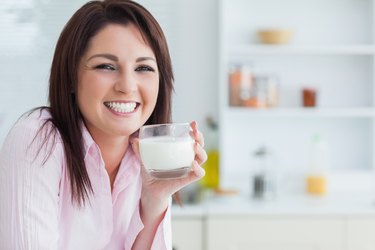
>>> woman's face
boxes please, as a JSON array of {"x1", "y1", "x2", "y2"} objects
[{"x1": 77, "y1": 23, "x2": 159, "y2": 141}]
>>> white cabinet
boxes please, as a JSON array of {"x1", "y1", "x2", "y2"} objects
[
  {"x1": 206, "y1": 216, "x2": 345, "y2": 250},
  {"x1": 172, "y1": 212, "x2": 375, "y2": 250},
  {"x1": 346, "y1": 218, "x2": 375, "y2": 250},
  {"x1": 218, "y1": 0, "x2": 375, "y2": 192},
  {"x1": 172, "y1": 218, "x2": 203, "y2": 250}
]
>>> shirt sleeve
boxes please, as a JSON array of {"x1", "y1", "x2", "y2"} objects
[
  {"x1": 0, "y1": 120, "x2": 62, "y2": 250},
  {"x1": 124, "y1": 197, "x2": 172, "y2": 250},
  {"x1": 150, "y1": 197, "x2": 172, "y2": 250}
]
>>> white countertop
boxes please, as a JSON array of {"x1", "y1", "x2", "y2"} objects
[{"x1": 172, "y1": 192, "x2": 375, "y2": 218}]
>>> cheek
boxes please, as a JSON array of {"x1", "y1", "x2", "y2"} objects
[
  {"x1": 76, "y1": 86, "x2": 91, "y2": 119},
  {"x1": 149, "y1": 79, "x2": 160, "y2": 107},
  {"x1": 78, "y1": 75, "x2": 108, "y2": 101},
  {"x1": 77, "y1": 77, "x2": 105, "y2": 114},
  {"x1": 152, "y1": 82, "x2": 160, "y2": 102},
  {"x1": 141, "y1": 74, "x2": 159, "y2": 104}
]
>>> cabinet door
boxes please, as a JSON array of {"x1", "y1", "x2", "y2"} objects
[
  {"x1": 207, "y1": 216, "x2": 344, "y2": 250},
  {"x1": 172, "y1": 218, "x2": 203, "y2": 250},
  {"x1": 346, "y1": 218, "x2": 375, "y2": 250}
]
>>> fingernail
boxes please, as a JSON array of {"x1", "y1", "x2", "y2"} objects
[
  {"x1": 197, "y1": 166, "x2": 205, "y2": 177},
  {"x1": 193, "y1": 161, "x2": 205, "y2": 177}
]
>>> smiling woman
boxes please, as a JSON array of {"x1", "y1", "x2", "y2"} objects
[
  {"x1": 0, "y1": 1, "x2": 207, "y2": 249},
  {"x1": 77, "y1": 23, "x2": 160, "y2": 188},
  {"x1": 77, "y1": 24, "x2": 160, "y2": 143}
]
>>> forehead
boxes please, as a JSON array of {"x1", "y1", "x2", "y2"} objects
[{"x1": 84, "y1": 23, "x2": 154, "y2": 57}]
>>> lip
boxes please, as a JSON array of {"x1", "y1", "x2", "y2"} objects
[{"x1": 104, "y1": 100, "x2": 140, "y2": 116}]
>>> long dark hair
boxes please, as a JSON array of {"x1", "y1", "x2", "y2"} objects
[{"x1": 45, "y1": 0, "x2": 173, "y2": 206}]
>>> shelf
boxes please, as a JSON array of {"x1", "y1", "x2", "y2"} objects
[
  {"x1": 219, "y1": 0, "x2": 375, "y2": 189},
  {"x1": 228, "y1": 45, "x2": 375, "y2": 56},
  {"x1": 224, "y1": 107, "x2": 375, "y2": 118}
]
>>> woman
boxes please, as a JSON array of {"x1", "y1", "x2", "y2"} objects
[{"x1": 0, "y1": 0, "x2": 207, "y2": 249}]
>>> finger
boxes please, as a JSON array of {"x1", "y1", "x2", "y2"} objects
[
  {"x1": 145, "y1": 161, "x2": 205, "y2": 199},
  {"x1": 190, "y1": 121, "x2": 205, "y2": 148},
  {"x1": 172, "y1": 161, "x2": 205, "y2": 189},
  {"x1": 191, "y1": 160, "x2": 205, "y2": 178},
  {"x1": 195, "y1": 130, "x2": 205, "y2": 148},
  {"x1": 190, "y1": 120, "x2": 198, "y2": 131},
  {"x1": 194, "y1": 142, "x2": 208, "y2": 165}
]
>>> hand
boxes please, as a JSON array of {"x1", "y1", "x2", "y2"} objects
[{"x1": 131, "y1": 121, "x2": 207, "y2": 211}]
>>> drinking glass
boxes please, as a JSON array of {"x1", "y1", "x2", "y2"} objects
[{"x1": 139, "y1": 123, "x2": 195, "y2": 179}]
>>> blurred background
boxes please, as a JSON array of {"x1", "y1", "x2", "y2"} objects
[{"x1": 2, "y1": 0, "x2": 375, "y2": 249}]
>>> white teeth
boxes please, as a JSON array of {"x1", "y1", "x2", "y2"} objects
[{"x1": 106, "y1": 102, "x2": 137, "y2": 113}]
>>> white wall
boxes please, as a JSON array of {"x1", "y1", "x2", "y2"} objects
[
  {"x1": 0, "y1": 0, "x2": 218, "y2": 144},
  {"x1": 170, "y1": 0, "x2": 218, "y2": 134}
]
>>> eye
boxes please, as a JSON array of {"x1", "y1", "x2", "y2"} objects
[
  {"x1": 135, "y1": 65, "x2": 155, "y2": 72},
  {"x1": 94, "y1": 64, "x2": 116, "y2": 71}
]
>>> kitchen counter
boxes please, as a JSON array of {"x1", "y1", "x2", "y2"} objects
[
  {"x1": 172, "y1": 192, "x2": 375, "y2": 250},
  {"x1": 172, "y1": 192, "x2": 375, "y2": 218}
]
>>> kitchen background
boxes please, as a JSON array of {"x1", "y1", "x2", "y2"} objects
[{"x1": 2, "y1": 0, "x2": 375, "y2": 250}]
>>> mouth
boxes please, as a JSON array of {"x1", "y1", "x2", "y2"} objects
[{"x1": 104, "y1": 101, "x2": 139, "y2": 114}]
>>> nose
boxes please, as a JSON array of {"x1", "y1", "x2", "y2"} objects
[{"x1": 114, "y1": 69, "x2": 138, "y2": 94}]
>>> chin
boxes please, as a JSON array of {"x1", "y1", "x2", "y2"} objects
[{"x1": 117, "y1": 127, "x2": 139, "y2": 137}]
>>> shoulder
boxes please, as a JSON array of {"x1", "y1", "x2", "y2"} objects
[
  {"x1": 11, "y1": 108, "x2": 59, "y2": 140},
  {"x1": 2, "y1": 108, "x2": 63, "y2": 162},
  {"x1": 0, "y1": 109, "x2": 65, "y2": 193},
  {"x1": 13, "y1": 108, "x2": 53, "y2": 129}
]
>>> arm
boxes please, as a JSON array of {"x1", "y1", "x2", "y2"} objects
[
  {"x1": 0, "y1": 122, "x2": 62, "y2": 249},
  {"x1": 131, "y1": 121, "x2": 207, "y2": 250},
  {"x1": 131, "y1": 196, "x2": 171, "y2": 250}
]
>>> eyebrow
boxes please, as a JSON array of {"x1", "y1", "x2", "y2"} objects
[
  {"x1": 87, "y1": 53, "x2": 118, "y2": 62},
  {"x1": 86, "y1": 54, "x2": 156, "y2": 63},
  {"x1": 136, "y1": 57, "x2": 156, "y2": 63}
]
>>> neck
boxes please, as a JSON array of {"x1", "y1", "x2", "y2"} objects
[{"x1": 91, "y1": 133, "x2": 130, "y2": 190}]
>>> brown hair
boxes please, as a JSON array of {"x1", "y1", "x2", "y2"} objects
[{"x1": 46, "y1": 0, "x2": 173, "y2": 206}]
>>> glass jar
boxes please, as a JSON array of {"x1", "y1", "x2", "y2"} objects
[
  {"x1": 302, "y1": 87, "x2": 317, "y2": 107},
  {"x1": 251, "y1": 146, "x2": 277, "y2": 200},
  {"x1": 242, "y1": 74, "x2": 279, "y2": 108}
]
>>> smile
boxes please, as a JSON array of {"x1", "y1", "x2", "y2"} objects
[{"x1": 104, "y1": 101, "x2": 138, "y2": 114}]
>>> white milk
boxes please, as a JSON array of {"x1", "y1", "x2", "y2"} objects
[{"x1": 139, "y1": 136, "x2": 195, "y2": 170}]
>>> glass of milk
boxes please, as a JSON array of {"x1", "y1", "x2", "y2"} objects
[{"x1": 139, "y1": 123, "x2": 195, "y2": 179}]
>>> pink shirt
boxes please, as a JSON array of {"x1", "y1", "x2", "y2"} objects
[{"x1": 0, "y1": 110, "x2": 171, "y2": 250}]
